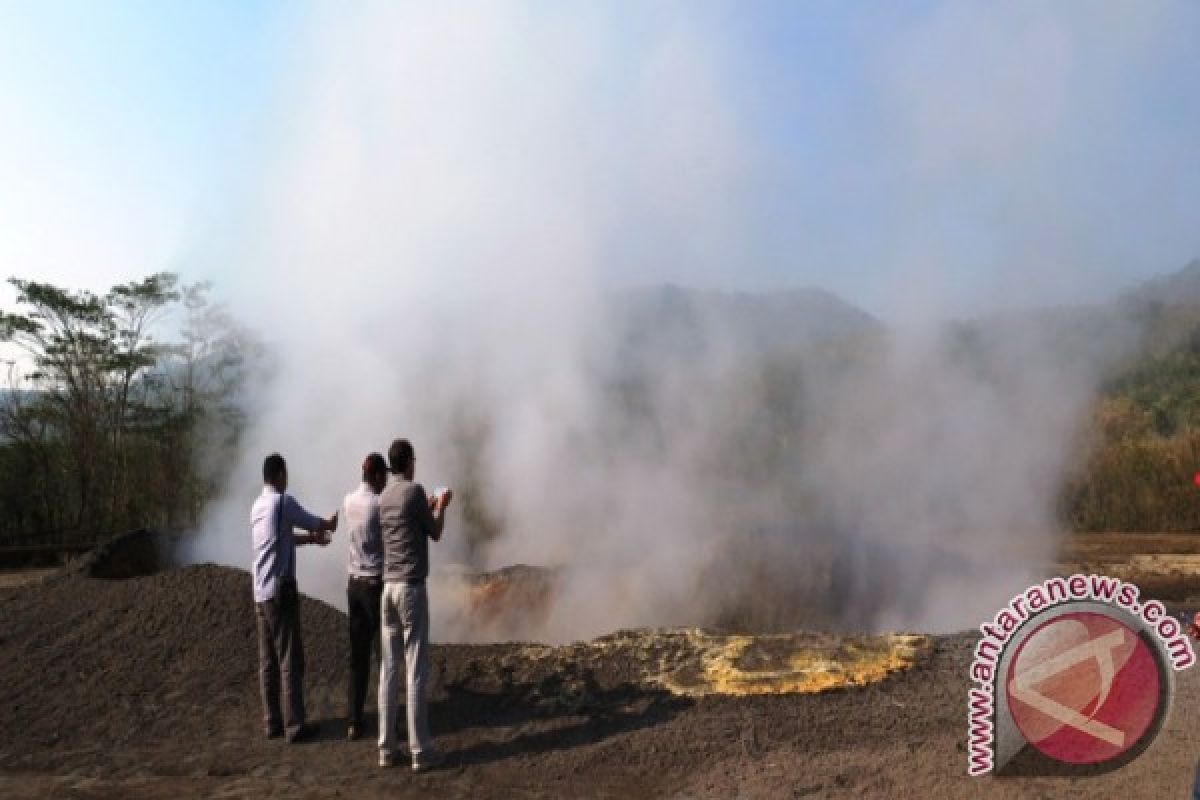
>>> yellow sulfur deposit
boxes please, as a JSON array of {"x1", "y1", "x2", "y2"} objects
[
  {"x1": 443, "y1": 563, "x2": 931, "y2": 698},
  {"x1": 651, "y1": 630, "x2": 930, "y2": 697}
]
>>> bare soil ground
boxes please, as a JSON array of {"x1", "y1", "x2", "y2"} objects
[
  {"x1": 0, "y1": 568, "x2": 57, "y2": 590},
  {"x1": 1059, "y1": 531, "x2": 1200, "y2": 604},
  {"x1": 2, "y1": 533, "x2": 1200, "y2": 798}
]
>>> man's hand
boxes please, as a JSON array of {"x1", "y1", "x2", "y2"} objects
[{"x1": 432, "y1": 488, "x2": 454, "y2": 512}]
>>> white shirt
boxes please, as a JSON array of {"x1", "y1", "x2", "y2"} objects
[
  {"x1": 343, "y1": 482, "x2": 383, "y2": 578},
  {"x1": 250, "y1": 486, "x2": 322, "y2": 602}
]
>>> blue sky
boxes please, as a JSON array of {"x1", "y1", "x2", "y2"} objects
[
  {"x1": 1, "y1": 1, "x2": 1198, "y2": 320},
  {"x1": 0, "y1": 1, "x2": 292, "y2": 305}
]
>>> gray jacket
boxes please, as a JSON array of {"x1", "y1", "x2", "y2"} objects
[{"x1": 379, "y1": 477, "x2": 438, "y2": 583}]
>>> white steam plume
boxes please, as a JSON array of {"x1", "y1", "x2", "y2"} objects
[{"x1": 185, "y1": 2, "x2": 1166, "y2": 640}]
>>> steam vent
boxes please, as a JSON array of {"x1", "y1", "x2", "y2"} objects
[{"x1": 457, "y1": 565, "x2": 930, "y2": 695}]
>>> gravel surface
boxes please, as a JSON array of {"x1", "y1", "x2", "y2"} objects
[{"x1": 1, "y1": 562, "x2": 1198, "y2": 798}]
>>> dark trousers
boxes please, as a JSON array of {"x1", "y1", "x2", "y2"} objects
[
  {"x1": 346, "y1": 575, "x2": 383, "y2": 728},
  {"x1": 255, "y1": 578, "x2": 305, "y2": 737}
]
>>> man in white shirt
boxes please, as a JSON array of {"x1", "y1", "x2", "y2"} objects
[
  {"x1": 343, "y1": 452, "x2": 388, "y2": 740},
  {"x1": 250, "y1": 452, "x2": 338, "y2": 743}
]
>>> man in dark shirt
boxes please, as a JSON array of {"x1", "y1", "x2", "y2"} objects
[
  {"x1": 377, "y1": 438, "x2": 453, "y2": 772},
  {"x1": 342, "y1": 452, "x2": 388, "y2": 740}
]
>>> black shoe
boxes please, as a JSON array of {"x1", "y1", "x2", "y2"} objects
[
  {"x1": 266, "y1": 725, "x2": 284, "y2": 740},
  {"x1": 411, "y1": 748, "x2": 446, "y2": 773},
  {"x1": 286, "y1": 723, "x2": 315, "y2": 744}
]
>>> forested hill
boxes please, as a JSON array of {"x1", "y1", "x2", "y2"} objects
[
  {"x1": 1062, "y1": 259, "x2": 1200, "y2": 532},
  {"x1": 607, "y1": 266, "x2": 1200, "y2": 534},
  {"x1": 613, "y1": 284, "x2": 879, "y2": 354},
  {"x1": 1121, "y1": 258, "x2": 1200, "y2": 308}
]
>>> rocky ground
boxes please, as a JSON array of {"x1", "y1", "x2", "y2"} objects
[{"x1": 2, "y1": 534, "x2": 1200, "y2": 798}]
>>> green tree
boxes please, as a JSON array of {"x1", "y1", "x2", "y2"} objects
[
  {"x1": 1, "y1": 280, "x2": 120, "y2": 532},
  {"x1": 0, "y1": 272, "x2": 256, "y2": 545},
  {"x1": 106, "y1": 273, "x2": 180, "y2": 527}
]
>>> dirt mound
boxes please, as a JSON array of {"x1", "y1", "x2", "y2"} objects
[
  {"x1": 84, "y1": 529, "x2": 184, "y2": 580},
  {"x1": 0, "y1": 564, "x2": 338, "y2": 754}
]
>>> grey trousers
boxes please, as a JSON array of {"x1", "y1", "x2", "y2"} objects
[
  {"x1": 378, "y1": 581, "x2": 433, "y2": 757},
  {"x1": 255, "y1": 578, "x2": 305, "y2": 738}
]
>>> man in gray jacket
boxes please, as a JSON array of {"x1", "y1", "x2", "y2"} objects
[{"x1": 377, "y1": 438, "x2": 453, "y2": 772}]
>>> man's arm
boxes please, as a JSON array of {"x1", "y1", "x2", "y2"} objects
[
  {"x1": 432, "y1": 489, "x2": 453, "y2": 541},
  {"x1": 429, "y1": 504, "x2": 446, "y2": 542},
  {"x1": 284, "y1": 495, "x2": 338, "y2": 546},
  {"x1": 411, "y1": 485, "x2": 449, "y2": 542},
  {"x1": 296, "y1": 532, "x2": 331, "y2": 546}
]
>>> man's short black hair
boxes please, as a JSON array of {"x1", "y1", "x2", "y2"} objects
[
  {"x1": 362, "y1": 452, "x2": 388, "y2": 481},
  {"x1": 388, "y1": 439, "x2": 414, "y2": 474},
  {"x1": 263, "y1": 453, "x2": 287, "y2": 484}
]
